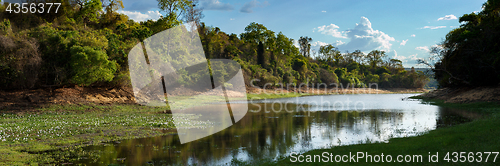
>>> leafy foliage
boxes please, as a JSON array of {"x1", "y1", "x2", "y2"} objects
[
  {"x1": 69, "y1": 46, "x2": 117, "y2": 85},
  {"x1": 0, "y1": 0, "x2": 428, "y2": 90},
  {"x1": 429, "y1": 0, "x2": 500, "y2": 87}
]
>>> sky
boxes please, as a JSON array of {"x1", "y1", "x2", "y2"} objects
[{"x1": 2, "y1": 0, "x2": 485, "y2": 67}]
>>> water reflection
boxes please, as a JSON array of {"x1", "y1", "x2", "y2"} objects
[{"x1": 76, "y1": 94, "x2": 473, "y2": 165}]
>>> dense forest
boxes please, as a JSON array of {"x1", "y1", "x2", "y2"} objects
[
  {"x1": 0, "y1": 0, "x2": 429, "y2": 91},
  {"x1": 421, "y1": 0, "x2": 500, "y2": 88}
]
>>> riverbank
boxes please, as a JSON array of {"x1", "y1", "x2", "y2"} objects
[
  {"x1": 263, "y1": 96, "x2": 500, "y2": 165},
  {"x1": 0, "y1": 86, "x2": 427, "y2": 110},
  {"x1": 416, "y1": 86, "x2": 500, "y2": 103}
]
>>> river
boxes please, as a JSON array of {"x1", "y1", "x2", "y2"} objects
[{"x1": 74, "y1": 93, "x2": 473, "y2": 165}]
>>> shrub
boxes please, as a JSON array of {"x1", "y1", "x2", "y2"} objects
[{"x1": 69, "y1": 46, "x2": 117, "y2": 86}]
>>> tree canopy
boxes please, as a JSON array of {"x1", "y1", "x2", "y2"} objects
[{"x1": 424, "y1": 0, "x2": 500, "y2": 87}]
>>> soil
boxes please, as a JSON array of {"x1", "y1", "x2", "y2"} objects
[
  {"x1": 0, "y1": 85, "x2": 137, "y2": 111},
  {"x1": 0, "y1": 85, "x2": 428, "y2": 111},
  {"x1": 417, "y1": 86, "x2": 500, "y2": 103}
]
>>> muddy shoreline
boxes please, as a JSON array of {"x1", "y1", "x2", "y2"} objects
[{"x1": 416, "y1": 86, "x2": 500, "y2": 103}]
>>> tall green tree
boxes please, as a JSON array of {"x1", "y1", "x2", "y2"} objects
[
  {"x1": 240, "y1": 22, "x2": 275, "y2": 45},
  {"x1": 257, "y1": 41, "x2": 265, "y2": 68},
  {"x1": 298, "y1": 36, "x2": 312, "y2": 58},
  {"x1": 76, "y1": 0, "x2": 103, "y2": 26},
  {"x1": 367, "y1": 50, "x2": 386, "y2": 69},
  {"x1": 156, "y1": 0, "x2": 202, "y2": 23}
]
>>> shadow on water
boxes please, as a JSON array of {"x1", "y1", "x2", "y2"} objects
[{"x1": 73, "y1": 94, "x2": 478, "y2": 165}]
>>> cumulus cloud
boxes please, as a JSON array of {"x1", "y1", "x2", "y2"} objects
[
  {"x1": 392, "y1": 50, "x2": 408, "y2": 62},
  {"x1": 311, "y1": 41, "x2": 329, "y2": 47},
  {"x1": 400, "y1": 39, "x2": 408, "y2": 46},
  {"x1": 118, "y1": 10, "x2": 162, "y2": 22},
  {"x1": 310, "y1": 41, "x2": 329, "y2": 53},
  {"x1": 411, "y1": 34, "x2": 416, "y2": 37},
  {"x1": 421, "y1": 26, "x2": 447, "y2": 30},
  {"x1": 201, "y1": 0, "x2": 234, "y2": 11},
  {"x1": 240, "y1": 0, "x2": 268, "y2": 13},
  {"x1": 437, "y1": 14, "x2": 458, "y2": 21},
  {"x1": 314, "y1": 24, "x2": 347, "y2": 39},
  {"x1": 337, "y1": 17, "x2": 395, "y2": 52},
  {"x1": 415, "y1": 46, "x2": 430, "y2": 52}
]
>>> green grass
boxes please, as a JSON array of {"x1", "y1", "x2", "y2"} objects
[{"x1": 258, "y1": 99, "x2": 500, "y2": 165}]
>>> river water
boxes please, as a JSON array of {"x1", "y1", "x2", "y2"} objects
[{"x1": 75, "y1": 94, "x2": 473, "y2": 165}]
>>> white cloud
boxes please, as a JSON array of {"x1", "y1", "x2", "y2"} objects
[
  {"x1": 314, "y1": 24, "x2": 347, "y2": 38},
  {"x1": 334, "y1": 40, "x2": 345, "y2": 46},
  {"x1": 409, "y1": 54, "x2": 419, "y2": 60},
  {"x1": 240, "y1": 0, "x2": 268, "y2": 13},
  {"x1": 311, "y1": 41, "x2": 329, "y2": 47},
  {"x1": 321, "y1": 11, "x2": 327, "y2": 13},
  {"x1": 392, "y1": 50, "x2": 408, "y2": 62},
  {"x1": 411, "y1": 34, "x2": 416, "y2": 37},
  {"x1": 230, "y1": 18, "x2": 235, "y2": 21},
  {"x1": 421, "y1": 26, "x2": 447, "y2": 30},
  {"x1": 438, "y1": 14, "x2": 458, "y2": 21},
  {"x1": 338, "y1": 17, "x2": 395, "y2": 52},
  {"x1": 310, "y1": 41, "x2": 329, "y2": 53},
  {"x1": 201, "y1": 0, "x2": 234, "y2": 11},
  {"x1": 118, "y1": 10, "x2": 162, "y2": 22},
  {"x1": 415, "y1": 46, "x2": 430, "y2": 52},
  {"x1": 400, "y1": 39, "x2": 408, "y2": 46}
]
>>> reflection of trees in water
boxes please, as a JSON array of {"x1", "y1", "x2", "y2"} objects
[
  {"x1": 436, "y1": 107, "x2": 473, "y2": 128},
  {"x1": 82, "y1": 104, "x2": 406, "y2": 165}
]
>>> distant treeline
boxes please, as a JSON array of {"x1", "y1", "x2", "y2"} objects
[
  {"x1": 0, "y1": 0, "x2": 429, "y2": 90},
  {"x1": 421, "y1": 0, "x2": 500, "y2": 88}
]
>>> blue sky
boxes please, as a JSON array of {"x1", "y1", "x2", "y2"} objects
[{"x1": 113, "y1": 0, "x2": 483, "y2": 67}]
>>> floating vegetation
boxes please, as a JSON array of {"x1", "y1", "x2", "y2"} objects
[{"x1": 0, "y1": 103, "x2": 207, "y2": 165}]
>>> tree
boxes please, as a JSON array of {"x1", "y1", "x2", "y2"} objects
[
  {"x1": 419, "y1": 0, "x2": 500, "y2": 87},
  {"x1": 102, "y1": 0, "x2": 124, "y2": 12},
  {"x1": 318, "y1": 44, "x2": 341, "y2": 64},
  {"x1": 76, "y1": 0, "x2": 103, "y2": 26},
  {"x1": 351, "y1": 50, "x2": 365, "y2": 64},
  {"x1": 69, "y1": 46, "x2": 117, "y2": 86},
  {"x1": 298, "y1": 36, "x2": 312, "y2": 58},
  {"x1": 367, "y1": 50, "x2": 386, "y2": 68},
  {"x1": 184, "y1": 0, "x2": 204, "y2": 26},
  {"x1": 257, "y1": 41, "x2": 265, "y2": 68},
  {"x1": 156, "y1": 0, "x2": 202, "y2": 23},
  {"x1": 240, "y1": 22, "x2": 275, "y2": 45},
  {"x1": 274, "y1": 32, "x2": 298, "y2": 57},
  {"x1": 101, "y1": 0, "x2": 124, "y2": 24}
]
